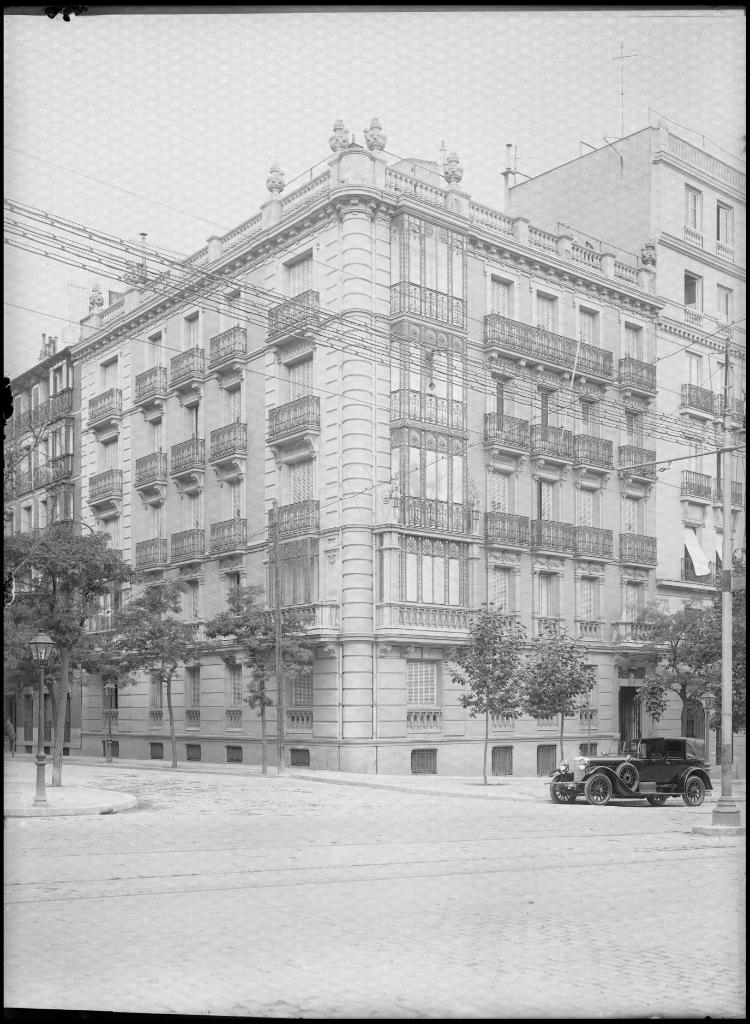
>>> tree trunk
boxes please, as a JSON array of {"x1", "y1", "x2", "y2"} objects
[
  {"x1": 51, "y1": 648, "x2": 70, "y2": 786},
  {"x1": 483, "y1": 706, "x2": 489, "y2": 785},
  {"x1": 166, "y1": 672, "x2": 177, "y2": 769},
  {"x1": 260, "y1": 700, "x2": 267, "y2": 775},
  {"x1": 559, "y1": 711, "x2": 565, "y2": 762}
]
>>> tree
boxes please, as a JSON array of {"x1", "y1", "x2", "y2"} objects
[
  {"x1": 522, "y1": 627, "x2": 595, "y2": 761},
  {"x1": 3, "y1": 524, "x2": 133, "y2": 785},
  {"x1": 447, "y1": 608, "x2": 526, "y2": 784},
  {"x1": 109, "y1": 580, "x2": 200, "y2": 769},
  {"x1": 205, "y1": 585, "x2": 312, "y2": 774}
]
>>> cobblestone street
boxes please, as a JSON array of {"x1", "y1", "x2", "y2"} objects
[{"x1": 4, "y1": 759, "x2": 745, "y2": 1018}]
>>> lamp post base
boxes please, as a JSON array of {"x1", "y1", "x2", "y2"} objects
[
  {"x1": 711, "y1": 797, "x2": 742, "y2": 828},
  {"x1": 33, "y1": 754, "x2": 48, "y2": 806}
]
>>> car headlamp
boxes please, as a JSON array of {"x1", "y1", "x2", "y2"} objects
[{"x1": 576, "y1": 756, "x2": 589, "y2": 771}]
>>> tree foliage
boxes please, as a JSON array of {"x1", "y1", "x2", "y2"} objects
[{"x1": 447, "y1": 608, "x2": 526, "y2": 784}]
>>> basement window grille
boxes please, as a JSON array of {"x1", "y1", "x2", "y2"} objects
[
  {"x1": 150, "y1": 742, "x2": 164, "y2": 760},
  {"x1": 290, "y1": 748, "x2": 310, "y2": 767},
  {"x1": 186, "y1": 743, "x2": 201, "y2": 762},
  {"x1": 491, "y1": 746, "x2": 513, "y2": 776},
  {"x1": 226, "y1": 745, "x2": 243, "y2": 763},
  {"x1": 536, "y1": 744, "x2": 557, "y2": 776},
  {"x1": 411, "y1": 748, "x2": 437, "y2": 775}
]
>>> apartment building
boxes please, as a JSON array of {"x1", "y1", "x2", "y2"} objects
[
  {"x1": 64, "y1": 119, "x2": 686, "y2": 775},
  {"x1": 510, "y1": 121, "x2": 746, "y2": 770},
  {"x1": 5, "y1": 335, "x2": 83, "y2": 750}
]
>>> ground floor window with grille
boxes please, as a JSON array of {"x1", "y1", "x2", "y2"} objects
[
  {"x1": 536, "y1": 744, "x2": 557, "y2": 776},
  {"x1": 411, "y1": 748, "x2": 437, "y2": 775},
  {"x1": 226, "y1": 745, "x2": 243, "y2": 763},
  {"x1": 406, "y1": 661, "x2": 438, "y2": 706},
  {"x1": 579, "y1": 743, "x2": 598, "y2": 756},
  {"x1": 492, "y1": 746, "x2": 513, "y2": 776},
  {"x1": 186, "y1": 743, "x2": 201, "y2": 761},
  {"x1": 150, "y1": 742, "x2": 163, "y2": 760},
  {"x1": 290, "y1": 748, "x2": 311, "y2": 767},
  {"x1": 290, "y1": 665, "x2": 313, "y2": 707},
  {"x1": 101, "y1": 740, "x2": 120, "y2": 758}
]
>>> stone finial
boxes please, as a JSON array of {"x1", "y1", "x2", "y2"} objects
[
  {"x1": 266, "y1": 162, "x2": 285, "y2": 194},
  {"x1": 329, "y1": 119, "x2": 349, "y2": 152},
  {"x1": 443, "y1": 151, "x2": 464, "y2": 184},
  {"x1": 89, "y1": 282, "x2": 103, "y2": 310},
  {"x1": 364, "y1": 117, "x2": 387, "y2": 152},
  {"x1": 640, "y1": 241, "x2": 657, "y2": 267}
]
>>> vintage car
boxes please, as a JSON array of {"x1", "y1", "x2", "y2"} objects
[{"x1": 548, "y1": 736, "x2": 712, "y2": 807}]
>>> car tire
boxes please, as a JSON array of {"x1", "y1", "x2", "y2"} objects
[
  {"x1": 682, "y1": 775, "x2": 706, "y2": 807},
  {"x1": 584, "y1": 773, "x2": 612, "y2": 806},
  {"x1": 616, "y1": 761, "x2": 640, "y2": 791},
  {"x1": 549, "y1": 783, "x2": 577, "y2": 804},
  {"x1": 646, "y1": 795, "x2": 668, "y2": 806}
]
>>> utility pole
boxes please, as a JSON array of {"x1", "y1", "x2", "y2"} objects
[
  {"x1": 271, "y1": 500, "x2": 285, "y2": 776},
  {"x1": 612, "y1": 42, "x2": 637, "y2": 140},
  {"x1": 712, "y1": 332, "x2": 740, "y2": 827}
]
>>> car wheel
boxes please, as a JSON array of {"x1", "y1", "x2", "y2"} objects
[
  {"x1": 646, "y1": 795, "x2": 668, "y2": 806},
  {"x1": 550, "y1": 783, "x2": 577, "y2": 804},
  {"x1": 616, "y1": 762, "x2": 639, "y2": 791},
  {"x1": 682, "y1": 776, "x2": 706, "y2": 807},
  {"x1": 584, "y1": 773, "x2": 612, "y2": 806}
]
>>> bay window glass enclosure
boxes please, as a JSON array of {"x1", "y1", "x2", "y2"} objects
[
  {"x1": 391, "y1": 428, "x2": 466, "y2": 503},
  {"x1": 402, "y1": 537, "x2": 468, "y2": 605},
  {"x1": 391, "y1": 215, "x2": 466, "y2": 328},
  {"x1": 406, "y1": 661, "x2": 438, "y2": 706}
]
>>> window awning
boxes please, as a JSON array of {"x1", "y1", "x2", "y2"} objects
[
  {"x1": 702, "y1": 518, "x2": 718, "y2": 567},
  {"x1": 684, "y1": 527, "x2": 711, "y2": 576}
]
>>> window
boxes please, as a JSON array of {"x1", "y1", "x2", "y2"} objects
[
  {"x1": 100, "y1": 516, "x2": 120, "y2": 550},
  {"x1": 411, "y1": 748, "x2": 437, "y2": 775},
  {"x1": 536, "y1": 745, "x2": 557, "y2": 776},
  {"x1": 578, "y1": 488, "x2": 598, "y2": 527},
  {"x1": 624, "y1": 324, "x2": 644, "y2": 361},
  {"x1": 684, "y1": 273, "x2": 703, "y2": 312},
  {"x1": 150, "y1": 743, "x2": 164, "y2": 760},
  {"x1": 685, "y1": 187, "x2": 703, "y2": 230},
  {"x1": 99, "y1": 438, "x2": 119, "y2": 472},
  {"x1": 228, "y1": 664, "x2": 243, "y2": 707},
  {"x1": 226, "y1": 745, "x2": 243, "y2": 763},
  {"x1": 186, "y1": 743, "x2": 201, "y2": 761},
  {"x1": 184, "y1": 313, "x2": 200, "y2": 350},
  {"x1": 226, "y1": 479, "x2": 244, "y2": 520},
  {"x1": 290, "y1": 748, "x2": 310, "y2": 767},
  {"x1": 278, "y1": 540, "x2": 318, "y2": 606},
  {"x1": 717, "y1": 286, "x2": 733, "y2": 323},
  {"x1": 101, "y1": 358, "x2": 118, "y2": 390},
  {"x1": 185, "y1": 580, "x2": 200, "y2": 621},
  {"x1": 491, "y1": 566, "x2": 514, "y2": 613},
  {"x1": 186, "y1": 666, "x2": 200, "y2": 709},
  {"x1": 51, "y1": 365, "x2": 65, "y2": 394},
  {"x1": 579, "y1": 577, "x2": 597, "y2": 620},
  {"x1": 148, "y1": 417, "x2": 163, "y2": 451},
  {"x1": 183, "y1": 493, "x2": 202, "y2": 531},
  {"x1": 222, "y1": 289, "x2": 241, "y2": 331},
  {"x1": 291, "y1": 665, "x2": 313, "y2": 707},
  {"x1": 226, "y1": 384, "x2": 242, "y2": 423},
  {"x1": 579, "y1": 308, "x2": 598, "y2": 346},
  {"x1": 623, "y1": 496, "x2": 642, "y2": 534},
  {"x1": 579, "y1": 399, "x2": 599, "y2": 437},
  {"x1": 226, "y1": 571, "x2": 241, "y2": 600},
  {"x1": 290, "y1": 460, "x2": 314, "y2": 503},
  {"x1": 406, "y1": 661, "x2": 438, "y2": 706},
  {"x1": 148, "y1": 503, "x2": 164, "y2": 539},
  {"x1": 625, "y1": 582, "x2": 645, "y2": 621},
  {"x1": 491, "y1": 747, "x2": 513, "y2": 776},
  {"x1": 403, "y1": 537, "x2": 465, "y2": 605},
  {"x1": 538, "y1": 573, "x2": 559, "y2": 618},
  {"x1": 536, "y1": 293, "x2": 557, "y2": 332},
  {"x1": 489, "y1": 472, "x2": 511, "y2": 513},
  {"x1": 184, "y1": 402, "x2": 200, "y2": 439},
  {"x1": 288, "y1": 358, "x2": 313, "y2": 403},
  {"x1": 288, "y1": 253, "x2": 313, "y2": 297},
  {"x1": 493, "y1": 378, "x2": 510, "y2": 419},
  {"x1": 147, "y1": 331, "x2": 162, "y2": 368},
  {"x1": 38, "y1": 500, "x2": 47, "y2": 529},
  {"x1": 490, "y1": 276, "x2": 513, "y2": 317},
  {"x1": 716, "y1": 203, "x2": 733, "y2": 245},
  {"x1": 150, "y1": 672, "x2": 163, "y2": 709},
  {"x1": 538, "y1": 388, "x2": 554, "y2": 428},
  {"x1": 625, "y1": 412, "x2": 644, "y2": 447},
  {"x1": 538, "y1": 479, "x2": 556, "y2": 520},
  {"x1": 395, "y1": 432, "x2": 465, "y2": 504}
]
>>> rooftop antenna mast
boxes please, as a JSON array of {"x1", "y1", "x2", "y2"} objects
[{"x1": 613, "y1": 42, "x2": 637, "y2": 139}]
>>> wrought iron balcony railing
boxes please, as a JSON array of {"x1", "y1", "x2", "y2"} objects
[
  {"x1": 713, "y1": 481, "x2": 744, "y2": 506},
  {"x1": 618, "y1": 357, "x2": 657, "y2": 393},
  {"x1": 484, "y1": 413, "x2": 530, "y2": 449},
  {"x1": 681, "y1": 558, "x2": 716, "y2": 585},
  {"x1": 485, "y1": 512, "x2": 530, "y2": 546},
  {"x1": 209, "y1": 422, "x2": 247, "y2": 460},
  {"x1": 574, "y1": 435, "x2": 613, "y2": 469},
  {"x1": 209, "y1": 326, "x2": 247, "y2": 368},
  {"x1": 574, "y1": 526, "x2": 613, "y2": 558},
  {"x1": 135, "y1": 365, "x2": 168, "y2": 403},
  {"x1": 170, "y1": 347, "x2": 205, "y2": 387},
  {"x1": 680, "y1": 383, "x2": 715, "y2": 415},
  {"x1": 88, "y1": 469, "x2": 123, "y2": 503},
  {"x1": 33, "y1": 388, "x2": 74, "y2": 426},
  {"x1": 395, "y1": 496, "x2": 478, "y2": 536},
  {"x1": 170, "y1": 437, "x2": 205, "y2": 474},
  {"x1": 210, "y1": 518, "x2": 247, "y2": 554},
  {"x1": 619, "y1": 533, "x2": 657, "y2": 564},
  {"x1": 680, "y1": 470, "x2": 713, "y2": 500},
  {"x1": 274, "y1": 500, "x2": 320, "y2": 539},
  {"x1": 170, "y1": 528, "x2": 205, "y2": 563},
  {"x1": 530, "y1": 519, "x2": 576, "y2": 553},
  {"x1": 268, "y1": 290, "x2": 320, "y2": 339},
  {"x1": 88, "y1": 389, "x2": 122, "y2": 426},
  {"x1": 14, "y1": 469, "x2": 33, "y2": 495},
  {"x1": 33, "y1": 455, "x2": 73, "y2": 489},
  {"x1": 530, "y1": 425, "x2": 573, "y2": 460},
  {"x1": 485, "y1": 313, "x2": 614, "y2": 380},
  {"x1": 11, "y1": 408, "x2": 33, "y2": 438},
  {"x1": 391, "y1": 389, "x2": 466, "y2": 430},
  {"x1": 618, "y1": 446, "x2": 657, "y2": 479},
  {"x1": 391, "y1": 283, "x2": 465, "y2": 329},
  {"x1": 268, "y1": 395, "x2": 321, "y2": 441},
  {"x1": 135, "y1": 537, "x2": 168, "y2": 568},
  {"x1": 135, "y1": 451, "x2": 168, "y2": 488}
]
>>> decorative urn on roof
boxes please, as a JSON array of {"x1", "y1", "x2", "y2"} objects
[
  {"x1": 266, "y1": 163, "x2": 285, "y2": 194},
  {"x1": 329, "y1": 119, "x2": 349, "y2": 152},
  {"x1": 443, "y1": 152, "x2": 464, "y2": 185},
  {"x1": 89, "y1": 282, "x2": 104, "y2": 310},
  {"x1": 364, "y1": 117, "x2": 387, "y2": 152}
]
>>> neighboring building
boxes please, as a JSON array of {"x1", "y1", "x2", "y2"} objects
[
  {"x1": 5, "y1": 335, "x2": 84, "y2": 751},
  {"x1": 510, "y1": 121, "x2": 746, "y2": 774}
]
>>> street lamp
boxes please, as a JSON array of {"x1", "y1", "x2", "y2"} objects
[
  {"x1": 27, "y1": 632, "x2": 56, "y2": 806},
  {"x1": 103, "y1": 679, "x2": 116, "y2": 763}
]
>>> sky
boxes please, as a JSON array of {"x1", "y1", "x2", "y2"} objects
[{"x1": 3, "y1": 6, "x2": 746, "y2": 381}]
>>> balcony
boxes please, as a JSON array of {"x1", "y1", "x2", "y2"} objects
[
  {"x1": 285, "y1": 708, "x2": 313, "y2": 733},
  {"x1": 574, "y1": 435, "x2": 613, "y2": 470},
  {"x1": 683, "y1": 224, "x2": 704, "y2": 248},
  {"x1": 135, "y1": 451, "x2": 168, "y2": 491},
  {"x1": 268, "y1": 396, "x2": 321, "y2": 445},
  {"x1": 680, "y1": 470, "x2": 713, "y2": 502},
  {"x1": 684, "y1": 308, "x2": 703, "y2": 329},
  {"x1": 483, "y1": 413, "x2": 530, "y2": 453},
  {"x1": 716, "y1": 240, "x2": 734, "y2": 262},
  {"x1": 580, "y1": 708, "x2": 599, "y2": 727},
  {"x1": 185, "y1": 709, "x2": 200, "y2": 730},
  {"x1": 149, "y1": 710, "x2": 163, "y2": 729},
  {"x1": 490, "y1": 713, "x2": 516, "y2": 730},
  {"x1": 209, "y1": 423, "x2": 247, "y2": 471},
  {"x1": 85, "y1": 613, "x2": 115, "y2": 635},
  {"x1": 618, "y1": 358, "x2": 657, "y2": 395},
  {"x1": 394, "y1": 496, "x2": 478, "y2": 536},
  {"x1": 10, "y1": 408, "x2": 32, "y2": 438},
  {"x1": 14, "y1": 469, "x2": 33, "y2": 495},
  {"x1": 485, "y1": 313, "x2": 613, "y2": 383},
  {"x1": 681, "y1": 558, "x2": 716, "y2": 586},
  {"x1": 485, "y1": 512, "x2": 529, "y2": 547},
  {"x1": 375, "y1": 603, "x2": 471, "y2": 634},
  {"x1": 284, "y1": 602, "x2": 340, "y2": 635},
  {"x1": 680, "y1": 384, "x2": 715, "y2": 419},
  {"x1": 170, "y1": 528, "x2": 205, "y2": 564},
  {"x1": 88, "y1": 389, "x2": 122, "y2": 432},
  {"x1": 88, "y1": 469, "x2": 123, "y2": 508},
  {"x1": 406, "y1": 709, "x2": 443, "y2": 732},
  {"x1": 530, "y1": 425, "x2": 573, "y2": 462},
  {"x1": 574, "y1": 526, "x2": 613, "y2": 559},
  {"x1": 713, "y1": 395, "x2": 745, "y2": 425},
  {"x1": 619, "y1": 533, "x2": 657, "y2": 565},
  {"x1": 210, "y1": 517, "x2": 247, "y2": 555},
  {"x1": 33, "y1": 455, "x2": 73, "y2": 489},
  {"x1": 209, "y1": 326, "x2": 247, "y2": 371},
  {"x1": 391, "y1": 389, "x2": 466, "y2": 431},
  {"x1": 135, "y1": 537, "x2": 168, "y2": 570},
  {"x1": 713, "y1": 481, "x2": 744, "y2": 507},
  {"x1": 530, "y1": 519, "x2": 576, "y2": 554},
  {"x1": 618, "y1": 445, "x2": 657, "y2": 481},
  {"x1": 275, "y1": 500, "x2": 320, "y2": 539},
  {"x1": 576, "y1": 621, "x2": 603, "y2": 642},
  {"x1": 170, "y1": 347, "x2": 205, "y2": 390},
  {"x1": 225, "y1": 709, "x2": 243, "y2": 730},
  {"x1": 390, "y1": 282, "x2": 465, "y2": 329},
  {"x1": 33, "y1": 388, "x2": 74, "y2": 427},
  {"x1": 170, "y1": 438, "x2": 205, "y2": 489},
  {"x1": 134, "y1": 365, "x2": 168, "y2": 407},
  {"x1": 268, "y1": 290, "x2": 320, "y2": 344}
]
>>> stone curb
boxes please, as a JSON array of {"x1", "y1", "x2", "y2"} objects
[{"x1": 4, "y1": 785, "x2": 137, "y2": 818}]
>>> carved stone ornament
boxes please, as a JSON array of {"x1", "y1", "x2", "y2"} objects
[
  {"x1": 266, "y1": 163, "x2": 285, "y2": 194},
  {"x1": 533, "y1": 557, "x2": 566, "y2": 573},
  {"x1": 443, "y1": 152, "x2": 464, "y2": 185},
  {"x1": 89, "y1": 283, "x2": 104, "y2": 310},
  {"x1": 490, "y1": 550, "x2": 522, "y2": 567},
  {"x1": 378, "y1": 643, "x2": 394, "y2": 657},
  {"x1": 364, "y1": 117, "x2": 387, "y2": 151},
  {"x1": 402, "y1": 645, "x2": 416, "y2": 658},
  {"x1": 640, "y1": 241, "x2": 657, "y2": 267},
  {"x1": 329, "y1": 119, "x2": 349, "y2": 152},
  {"x1": 622, "y1": 567, "x2": 649, "y2": 581},
  {"x1": 319, "y1": 644, "x2": 337, "y2": 659}
]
